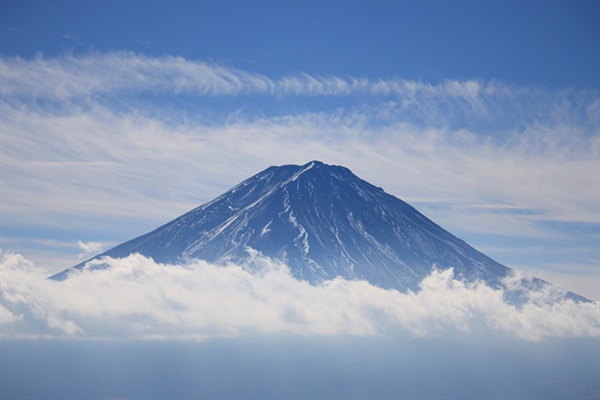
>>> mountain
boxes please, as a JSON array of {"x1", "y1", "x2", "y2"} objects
[{"x1": 51, "y1": 161, "x2": 570, "y2": 298}]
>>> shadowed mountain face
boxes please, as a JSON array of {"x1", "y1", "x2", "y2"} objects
[{"x1": 52, "y1": 161, "x2": 514, "y2": 292}]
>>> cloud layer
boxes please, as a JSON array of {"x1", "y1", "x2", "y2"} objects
[{"x1": 1, "y1": 252, "x2": 598, "y2": 341}]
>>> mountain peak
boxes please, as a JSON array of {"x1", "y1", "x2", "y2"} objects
[{"x1": 271, "y1": 160, "x2": 350, "y2": 178}]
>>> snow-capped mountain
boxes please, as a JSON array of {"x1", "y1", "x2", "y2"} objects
[{"x1": 52, "y1": 161, "x2": 520, "y2": 293}]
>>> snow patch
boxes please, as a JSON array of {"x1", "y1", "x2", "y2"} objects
[{"x1": 286, "y1": 161, "x2": 316, "y2": 184}]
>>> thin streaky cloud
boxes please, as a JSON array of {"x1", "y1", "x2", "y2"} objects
[
  {"x1": 0, "y1": 52, "x2": 563, "y2": 105},
  {"x1": 2, "y1": 53, "x2": 597, "y2": 138}
]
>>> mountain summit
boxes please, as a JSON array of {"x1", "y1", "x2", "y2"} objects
[{"x1": 53, "y1": 161, "x2": 515, "y2": 292}]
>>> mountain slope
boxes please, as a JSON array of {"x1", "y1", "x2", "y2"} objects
[{"x1": 52, "y1": 161, "x2": 516, "y2": 293}]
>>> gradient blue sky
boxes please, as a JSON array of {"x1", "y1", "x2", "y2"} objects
[
  {"x1": 1, "y1": 1, "x2": 599, "y2": 299},
  {"x1": 3, "y1": 1, "x2": 599, "y2": 88}
]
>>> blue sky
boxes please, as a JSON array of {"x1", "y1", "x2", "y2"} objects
[
  {"x1": 3, "y1": 1, "x2": 599, "y2": 88},
  {"x1": 1, "y1": 3, "x2": 599, "y2": 399},
  {"x1": 1, "y1": 0, "x2": 599, "y2": 302}
]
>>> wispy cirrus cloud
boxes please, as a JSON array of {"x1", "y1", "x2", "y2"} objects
[
  {"x1": 0, "y1": 52, "x2": 272, "y2": 98},
  {"x1": 2, "y1": 52, "x2": 597, "y2": 132},
  {"x1": 2, "y1": 52, "x2": 368, "y2": 98},
  {"x1": 1, "y1": 51, "x2": 570, "y2": 107}
]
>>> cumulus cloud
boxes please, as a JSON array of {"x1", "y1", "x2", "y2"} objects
[{"x1": 1, "y1": 252, "x2": 597, "y2": 341}]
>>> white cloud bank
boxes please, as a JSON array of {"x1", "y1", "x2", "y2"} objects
[{"x1": 1, "y1": 252, "x2": 598, "y2": 342}]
